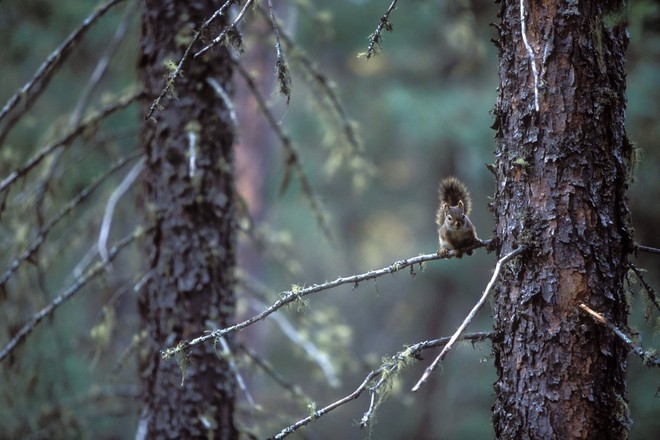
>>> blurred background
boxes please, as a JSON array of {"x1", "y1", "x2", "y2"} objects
[{"x1": 0, "y1": 0, "x2": 658, "y2": 438}]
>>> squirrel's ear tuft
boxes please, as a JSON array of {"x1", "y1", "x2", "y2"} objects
[{"x1": 458, "y1": 200, "x2": 464, "y2": 210}]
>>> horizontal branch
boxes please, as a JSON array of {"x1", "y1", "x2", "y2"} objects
[
  {"x1": 161, "y1": 240, "x2": 491, "y2": 360},
  {"x1": 269, "y1": 331, "x2": 495, "y2": 439},
  {"x1": 637, "y1": 244, "x2": 660, "y2": 255}
]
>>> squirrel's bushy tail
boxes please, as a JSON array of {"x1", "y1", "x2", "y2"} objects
[{"x1": 438, "y1": 176, "x2": 472, "y2": 215}]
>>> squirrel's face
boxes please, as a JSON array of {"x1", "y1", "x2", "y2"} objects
[{"x1": 444, "y1": 205, "x2": 466, "y2": 229}]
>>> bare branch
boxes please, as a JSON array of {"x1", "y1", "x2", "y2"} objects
[
  {"x1": 0, "y1": 0, "x2": 126, "y2": 145},
  {"x1": 161, "y1": 240, "x2": 492, "y2": 359},
  {"x1": 98, "y1": 158, "x2": 145, "y2": 270},
  {"x1": 32, "y1": 0, "x2": 138, "y2": 227},
  {"x1": 578, "y1": 303, "x2": 660, "y2": 367},
  {"x1": 0, "y1": 226, "x2": 148, "y2": 364},
  {"x1": 258, "y1": 5, "x2": 365, "y2": 159},
  {"x1": 269, "y1": 332, "x2": 495, "y2": 439},
  {"x1": 637, "y1": 244, "x2": 660, "y2": 255},
  {"x1": 412, "y1": 246, "x2": 525, "y2": 392},
  {"x1": 70, "y1": 0, "x2": 138, "y2": 127},
  {"x1": 206, "y1": 77, "x2": 238, "y2": 130}
]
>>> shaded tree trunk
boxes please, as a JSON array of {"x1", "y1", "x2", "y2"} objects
[
  {"x1": 491, "y1": 1, "x2": 632, "y2": 438},
  {"x1": 137, "y1": 1, "x2": 237, "y2": 438}
]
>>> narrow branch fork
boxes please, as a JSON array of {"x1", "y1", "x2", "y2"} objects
[{"x1": 411, "y1": 246, "x2": 525, "y2": 392}]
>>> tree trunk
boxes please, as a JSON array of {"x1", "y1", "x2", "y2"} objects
[
  {"x1": 491, "y1": 1, "x2": 632, "y2": 438},
  {"x1": 138, "y1": 1, "x2": 237, "y2": 438}
]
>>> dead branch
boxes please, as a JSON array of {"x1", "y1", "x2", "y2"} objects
[
  {"x1": 578, "y1": 303, "x2": 659, "y2": 367},
  {"x1": 411, "y1": 246, "x2": 525, "y2": 392}
]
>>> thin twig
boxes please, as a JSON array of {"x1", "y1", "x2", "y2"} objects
[
  {"x1": 98, "y1": 158, "x2": 145, "y2": 270},
  {"x1": 266, "y1": 0, "x2": 291, "y2": 104},
  {"x1": 206, "y1": 77, "x2": 238, "y2": 130},
  {"x1": 33, "y1": 0, "x2": 137, "y2": 229},
  {"x1": 0, "y1": 227, "x2": 148, "y2": 363},
  {"x1": 71, "y1": 0, "x2": 138, "y2": 126},
  {"x1": 216, "y1": 336, "x2": 256, "y2": 408},
  {"x1": 629, "y1": 264, "x2": 660, "y2": 312},
  {"x1": 364, "y1": 0, "x2": 399, "y2": 59},
  {"x1": 637, "y1": 244, "x2": 660, "y2": 255},
  {"x1": 269, "y1": 332, "x2": 495, "y2": 439},
  {"x1": 231, "y1": 56, "x2": 334, "y2": 242},
  {"x1": 238, "y1": 342, "x2": 313, "y2": 406},
  {"x1": 144, "y1": 0, "x2": 237, "y2": 119},
  {"x1": 578, "y1": 303, "x2": 660, "y2": 367},
  {"x1": 258, "y1": 5, "x2": 364, "y2": 157},
  {"x1": 0, "y1": 0, "x2": 125, "y2": 145},
  {"x1": 161, "y1": 240, "x2": 491, "y2": 359},
  {"x1": 194, "y1": 0, "x2": 255, "y2": 59},
  {"x1": 411, "y1": 246, "x2": 525, "y2": 392},
  {"x1": 250, "y1": 299, "x2": 340, "y2": 388}
]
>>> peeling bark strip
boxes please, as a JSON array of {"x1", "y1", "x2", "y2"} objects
[
  {"x1": 138, "y1": 1, "x2": 237, "y2": 438},
  {"x1": 491, "y1": 1, "x2": 632, "y2": 439}
]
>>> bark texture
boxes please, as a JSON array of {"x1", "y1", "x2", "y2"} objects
[
  {"x1": 138, "y1": 1, "x2": 237, "y2": 438},
  {"x1": 491, "y1": 1, "x2": 632, "y2": 438}
]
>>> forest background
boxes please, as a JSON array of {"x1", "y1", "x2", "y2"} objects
[{"x1": 0, "y1": 0, "x2": 658, "y2": 438}]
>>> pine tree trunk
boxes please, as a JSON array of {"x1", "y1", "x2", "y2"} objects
[
  {"x1": 137, "y1": 1, "x2": 237, "y2": 438},
  {"x1": 491, "y1": 1, "x2": 632, "y2": 438}
]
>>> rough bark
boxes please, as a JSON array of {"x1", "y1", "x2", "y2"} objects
[
  {"x1": 491, "y1": 1, "x2": 633, "y2": 439},
  {"x1": 138, "y1": 1, "x2": 237, "y2": 438}
]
